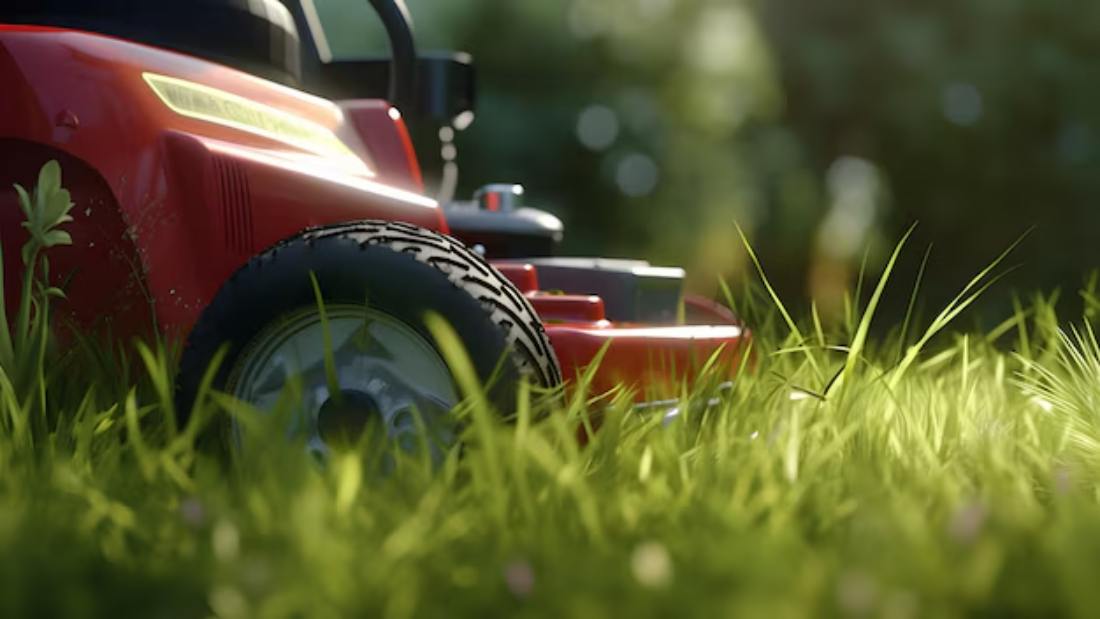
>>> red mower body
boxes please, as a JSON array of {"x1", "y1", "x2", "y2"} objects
[{"x1": 0, "y1": 25, "x2": 748, "y2": 401}]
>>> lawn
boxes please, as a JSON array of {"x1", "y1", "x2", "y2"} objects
[{"x1": 3, "y1": 167, "x2": 1100, "y2": 618}]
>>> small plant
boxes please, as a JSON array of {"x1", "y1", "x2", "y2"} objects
[{"x1": 0, "y1": 160, "x2": 75, "y2": 446}]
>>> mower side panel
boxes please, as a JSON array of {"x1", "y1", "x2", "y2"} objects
[
  {"x1": 154, "y1": 131, "x2": 443, "y2": 331},
  {"x1": 0, "y1": 27, "x2": 445, "y2": 339}
]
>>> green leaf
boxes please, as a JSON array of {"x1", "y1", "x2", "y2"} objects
[
  {"x1": 42, "y1": 230, "x2": 72, "y2": 249},
  {"x1": 44, "y1": 189, "x2": 73, "y2": 225},
  {"x1": 35, "y1": 160, "x2": 61, "y2": 205},
  {"x1": 13, "y1": 184, "x2": 32, "y2": 221}
]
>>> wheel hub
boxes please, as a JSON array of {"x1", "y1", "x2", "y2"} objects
[{"x1": 316, "y1": 389, "x2": 384, "y2": 443}]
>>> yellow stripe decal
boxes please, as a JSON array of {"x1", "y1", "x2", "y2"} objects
[{"x1": 143, "y1": 72, "x2": 360, "y2": 164}]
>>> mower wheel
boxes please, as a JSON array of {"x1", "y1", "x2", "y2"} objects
[{"x1": 175, "y1": 220, "x2": 561, "y2": 452}]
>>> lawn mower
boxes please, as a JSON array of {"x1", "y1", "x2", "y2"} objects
[{"x1": 0, "y1": 0, "x2": 748, "y2": 448}]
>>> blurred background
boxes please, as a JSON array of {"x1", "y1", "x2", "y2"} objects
[{"x1": 318, "y1": 0, "x2": 1100, "y2": 324}]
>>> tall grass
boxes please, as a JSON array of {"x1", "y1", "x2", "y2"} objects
[{"x1": 2, "y1": 165, "x2": 1100, "y2": 617}]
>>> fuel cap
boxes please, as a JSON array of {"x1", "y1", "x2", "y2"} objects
[{"x1": 474, "y1": 184, "x2": 524, "y2": 212}]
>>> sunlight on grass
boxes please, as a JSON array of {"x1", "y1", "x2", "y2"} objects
[{"x1": 0, "y1": 165, "x2": 1099, "y2": 616}]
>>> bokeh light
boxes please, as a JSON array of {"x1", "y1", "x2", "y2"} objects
[
  {"x1": 941, "y1": 82, "x2": 983, "y2": 126},
  {"x1": 576, "y1": 105, "x2": 620, "y2": 151},
  {"x1": 615, "y1": 153, "x2": 659, "y2": 197}
]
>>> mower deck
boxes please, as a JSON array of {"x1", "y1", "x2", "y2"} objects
[{"x1": 493, "y1": 263, "x2": 748, "y2": 400}]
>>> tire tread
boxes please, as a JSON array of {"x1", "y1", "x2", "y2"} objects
[{"x1": 307, "y1": 220, "x2": 561, "y2": 386}]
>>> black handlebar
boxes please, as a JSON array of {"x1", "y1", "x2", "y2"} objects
[{"x1": 367, "y1": 0, "x2": 417, "y2": 110}]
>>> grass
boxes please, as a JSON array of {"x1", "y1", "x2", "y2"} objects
[{"x1": 4, "y1": 165, "x2": 1100, "y2": 618}]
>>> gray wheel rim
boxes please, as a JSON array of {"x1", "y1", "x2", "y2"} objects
[{"x1": 228, "y1": 304, "x2": 459, "y2": 460}]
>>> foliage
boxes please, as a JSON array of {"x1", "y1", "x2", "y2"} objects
[{"x1": 756, "y1": 0, "x2": 1100, "y2": 316}]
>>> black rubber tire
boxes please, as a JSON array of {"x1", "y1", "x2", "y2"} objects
[{"x1": 175, "y1": 220, "x2": 562, "y2": 430}]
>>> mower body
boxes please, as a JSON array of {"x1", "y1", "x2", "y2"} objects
[{"x1": 0, "y1": 24, "x2": 747, "y2": 399}]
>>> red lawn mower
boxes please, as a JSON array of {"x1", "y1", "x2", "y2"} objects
[{"x1": 0, "y1": 0, "x2": 748, "y2": 448}]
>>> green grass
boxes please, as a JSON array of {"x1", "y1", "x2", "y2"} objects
[{"x1": 5, "y1": 165, "x2": 1100, "y2": 618}]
